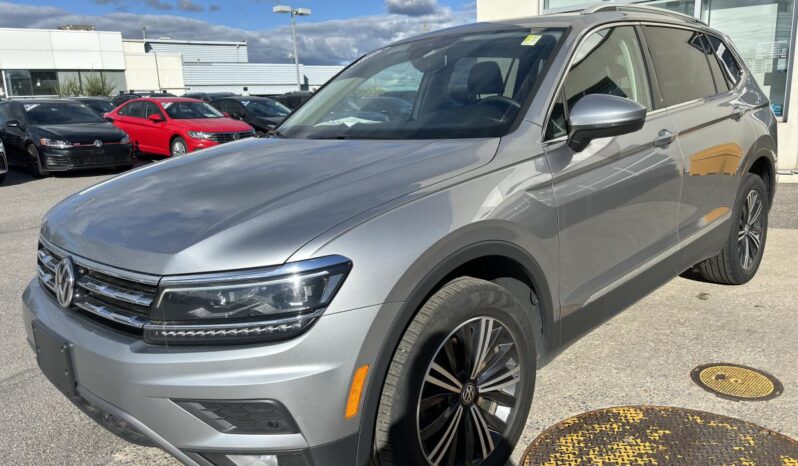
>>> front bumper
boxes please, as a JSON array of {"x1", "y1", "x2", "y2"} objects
[
  {"x1": 42, "y1": 144, "x2": 133, "y2": 171},
  {"x1": 23, "y1": 279, "x2": 384, "y2": 465}
]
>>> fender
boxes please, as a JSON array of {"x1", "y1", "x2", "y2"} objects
[{"x1": 353, "y1": 238, "x2": 558, "y2": 465}]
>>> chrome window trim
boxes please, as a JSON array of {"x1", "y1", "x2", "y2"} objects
[
  {"x1": 541, "y1": 20, "x2": 749, "y2": 143},
  {"x1": 39, "y1": 237, "x2": 160, "y2": 286}
]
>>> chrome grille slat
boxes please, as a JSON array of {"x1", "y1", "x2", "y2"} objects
[
  {"x1": 74, "y1": 296, "x2": 148, "y2": 329},
  {"x1": 77, "y1": 275, "x2": 154, "y2": 307},
  {"x1": 37, "y1": 241, "x2": 159, "y2": 333}
]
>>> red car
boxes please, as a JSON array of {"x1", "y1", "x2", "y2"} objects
[{"x1": 106, "y1": 97, "x2": 255, "y2": 157}]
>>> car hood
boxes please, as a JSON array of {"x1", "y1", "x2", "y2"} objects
[
  {"x1": 43, "y1": 137, "x2": 499, "y2": 275},
  {"x1": 37, "y1": 123, "x2": 125, "y2": 143},
  {"x1": 174, "y1": 118, "x2": 253, "y2": 132}
]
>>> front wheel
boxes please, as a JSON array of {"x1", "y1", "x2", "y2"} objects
[
  {"x1": 694, "y1": 173, "x2": 769, "y2": 284},
  {"x1": 170, "y1": 137, "x2": 188, "y2": 157},
  {"x1": 27, "y1": 144, "x2": 50, "y2": 178},
  {"x1": 373, "y1": 277, "x2": 536, "y2": 466}
]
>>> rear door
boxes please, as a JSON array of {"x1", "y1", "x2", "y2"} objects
[
  {"x1": 642, "y1": 26, "x2": 756, "y2": 261},
  {"x1": 543, "y1": 25, "x2": 684, "y2": 338}
]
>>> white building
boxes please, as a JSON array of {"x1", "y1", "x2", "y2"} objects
[
  {"x1": 126, "y1": 38, "x2": 344, "y2": 95},
  {"x1": 476, "y1": 0, "x2": 798, "y2": 173},
  {"x1": 0, "y1": 28, "x2": 343, "y2": 99},
  {"x1": 0, "y1": 27, "x2": 127, "y2": 97}
]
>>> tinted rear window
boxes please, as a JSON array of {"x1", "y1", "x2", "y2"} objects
[{"x1": 643, "y1": 26, "x2": 717, "y2": 107}]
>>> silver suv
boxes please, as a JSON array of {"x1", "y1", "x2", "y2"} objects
[{"x1": 23, "y1": 5, "x2": 776, "y2": 466}]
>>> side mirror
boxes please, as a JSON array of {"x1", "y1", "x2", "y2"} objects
[
  {"x1": 104, "y1": 114, "x2": 114, "y2": 122},
  {"x1": 232, "y1": 113, "x2": 245, "y2": 119},
  {"x1": 6, "y1": 119, "x2": 20, "y2": 128},
  {"x1": 568, "y1": 94, "x2": 646, "y2": 152},
  {"x1": 148, "y1": 113, "x2": 164, "y2": 123}
]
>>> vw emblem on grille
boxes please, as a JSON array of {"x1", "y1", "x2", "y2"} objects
[
  {"x1": 232, "y1": 133, "x2": 240, "y2": 140},
  {"x1": 93, "y1": 140, "x2": 103, "y2": 148},
  {"x1": 55, "y1": 258, "x2": 75, "y2": 309}
]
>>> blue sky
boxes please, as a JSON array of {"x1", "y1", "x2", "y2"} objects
[{"x1": 0, "y1": 1, "x2": 476, "y2": 64}]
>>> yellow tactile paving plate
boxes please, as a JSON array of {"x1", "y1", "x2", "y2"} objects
[
  {"x1": 522, "y1": 406, "x2": 798, "y2": 466},
  {"x1": 691, "y1": 363, "x2": 783, "y2": 401}
]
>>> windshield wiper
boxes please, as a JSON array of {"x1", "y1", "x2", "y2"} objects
[{"x1": 271, "y1": 129, "x2": 288, "y2": 139}]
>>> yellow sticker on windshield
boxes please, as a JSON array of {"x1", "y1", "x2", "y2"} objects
[{"x1": 521, "y1": 34, "x2": 541, "y2": 46}]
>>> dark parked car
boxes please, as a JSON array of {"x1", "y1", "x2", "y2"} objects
[
  {"x1": 268, "y1": 90, "x2": 313, "y2": 109},
  {"x1": 0, "y1": 99, "x2": 133, "y2": 177},
  {"x1": 69, "y1": 97, "x2": 115, "y2": 116},
  {"x1": 182, "y1": 92, "x2": 237, "y2": 102},
  {"x1": 209, "y1": 96, "x2": 291, "y2": 135},
  {"x1": 112, "y1": 92, "x2": 176, "y2": 108},
  {"x1": 0, "y1": 138, "x2": 7, "y2": 184}
]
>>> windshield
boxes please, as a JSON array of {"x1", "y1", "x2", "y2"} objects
[
  {"x1": 84, "y1": 100, "x2": 114, "y2": 114},
  {"x1": 24, "y1": 103, "x2": 106, "y2": 125},
  {"x1": 279, "y1": 27, "x2": 564, "y2": 140},
  {"x1": 243, "y1": 99, "x2": 291, "y2": 118},
  {"x1": 162, "y1": 101, "x2": 223, "y2": 119}
]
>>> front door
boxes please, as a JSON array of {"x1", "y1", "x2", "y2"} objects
[{"x1": 543, "y1": 25, "x2": 684, "y2": 341}]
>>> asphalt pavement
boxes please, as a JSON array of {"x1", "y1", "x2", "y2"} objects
[{"x1": 1, "y1": 167, "x2": 796, "y2": 465}]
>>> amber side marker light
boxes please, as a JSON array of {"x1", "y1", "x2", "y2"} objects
[{"x1": 345, "y1": 365, "x2": 369, "y2": 419}]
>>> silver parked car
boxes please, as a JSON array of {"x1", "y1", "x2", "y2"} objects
[{"x1": 23, "y1": 5, "x2": 776, "y2": 466}]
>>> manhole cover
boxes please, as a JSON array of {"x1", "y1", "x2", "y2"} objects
[
  {"x1": 522, "y1": 406, "x2": 798, "y2": 466},
  {"x1": 691, "y1": 363, "x2": 783, "y2": 401}
]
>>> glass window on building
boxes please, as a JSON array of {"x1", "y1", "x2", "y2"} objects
[
  {"x1": 702, "y1": 0, "x2": 795, "y2": 117},
  {"x1": 4, "y1": 70, "x2": 59, "y2": 96}
]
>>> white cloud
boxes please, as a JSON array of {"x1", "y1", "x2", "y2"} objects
[
  {"x1": 0, "y1": 1, "x2": 474, "y2": 65},
  {"x1": 385, "y1": 0, "x2": 440, "y2": 16}
]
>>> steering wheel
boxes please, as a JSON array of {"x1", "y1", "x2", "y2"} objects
[{"x1": 477, "y1": 95, "x2": 522, "y2": 120}]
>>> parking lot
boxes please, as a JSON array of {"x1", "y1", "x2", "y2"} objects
[{"x1": 1, "y1": 168, "x2": 796, "y2": 465}]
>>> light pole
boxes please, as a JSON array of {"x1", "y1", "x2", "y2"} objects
[{"x1": 273, "y1": 5, "x2": 311, "y2": 92}]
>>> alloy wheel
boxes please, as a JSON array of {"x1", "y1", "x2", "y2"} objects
[
  {"x1": 417, "y1": 316, "x2": 522, "y2": 465},
  {"x1": 738, "y1": 189, "x2": 764, "y2": 269},
  {"x1": 172, "y1": 140, "x2": 187, "y2": 156}
]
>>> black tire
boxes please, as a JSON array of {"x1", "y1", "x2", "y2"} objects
[
  {"x1": 0, "y1": 172, "x2": 5, "y2": 184},
  {"x1": 373, "y1": 277, "x2": 537, "y2": 466},
  {"x1": 695, "y1": 173, "x2": 768, "y2": 285},
  {"x1": 170, "y1": 137, "x2": 188, "y2": 157},
  {"x1": 26, "y1": 144, "x2": 50, "y2": 178}
]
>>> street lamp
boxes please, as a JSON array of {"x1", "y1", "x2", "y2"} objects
[{"x1": 273, "y1": 5, "x2": 311, "y2": 92}]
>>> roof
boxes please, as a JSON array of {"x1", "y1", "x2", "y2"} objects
[
  {"x1": 10, "y1": 99, "x2": 80, "y2": 105},
  {"x1": 144, "y1": 97, "x2": 204, "y2": 102},
  {"x1": 391, "y1": 3, "x2": 708, "y2": 47}
]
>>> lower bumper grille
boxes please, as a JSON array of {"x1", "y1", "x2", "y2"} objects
[{"x1": 44, "y1": 146, "x2": 132, "y2": 169}]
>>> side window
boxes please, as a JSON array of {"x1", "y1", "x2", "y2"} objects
[
  {"x1": 546, "y1": 26, "x2": 652, "y2": 140},
  {"x1": 213, "y1": 100, "x2": 230, "y2": 114},
  {"x1": 643, "y1": 26, "x2": 717, "y2": 107},
  {"x1": 700, "y1": 35, "x2": 730, "y2": 93},
  {"x1": 144, "y1": 102, "x2": 165, "y2": 119},
  {"x1": 230, "y1": 101, "x2": 246, "y2": 115},
  {"x1": 9, "y1": 103, "x2": 26, "y2": 123},
  {"x1": 0, "y1": 103, "x2": 8, "y2": 123},
  {"x1": 705, "y1": 34, "x2": 743, "y2": 87},
  {"x1": 119, "y1": 102, "x2": 143, "y2": 118}
]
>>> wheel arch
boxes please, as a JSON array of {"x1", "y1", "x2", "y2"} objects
[
  {"x1": 741, "y1": 141, "x2": 776, "y2": 207},
  {"x1": 354, "y1": 239, "x2": 556, "y2": 465}
]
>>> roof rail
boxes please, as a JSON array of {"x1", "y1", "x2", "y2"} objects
[{"x1": 580, "y1": 3, "x2": 707, "y2": 26}]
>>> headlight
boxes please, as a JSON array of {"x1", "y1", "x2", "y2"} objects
[
  {"x1": 120, "y1": 133, "x2": 130, "y2": 144},
  {"x1": 40, "y1": 138, "x2": 73, "y2": 149},
  {"x1": 187, "y1": 131, "x2": 214, "y2": 140},
  {"x1": 143, "y1": 255, "x2": 351, "y2": 345}
]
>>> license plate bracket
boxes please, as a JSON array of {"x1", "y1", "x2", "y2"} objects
[{"x1": 32, "y1": 321, "x2": 77, "y2": 397}]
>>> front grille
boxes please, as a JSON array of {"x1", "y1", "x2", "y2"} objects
[
  {"x1": 209, "y1": 131, "x2": 254, "y2": 143},
  {"x1": 45, "y1": 147, "x2": 131, "y2": 169},
  {"x1": 37, "y1": 241, "x2": 159, "y2": 332}
]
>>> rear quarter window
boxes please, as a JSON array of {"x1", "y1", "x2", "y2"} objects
[
  {"x1": 705, "y1": 34, "x2": 744, "y2": 87},
  {"x1": 643, "y1": 26, "x2": 718, "y2": 107}
]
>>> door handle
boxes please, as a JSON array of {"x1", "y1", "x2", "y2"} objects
[
  {"x1": 653, "y1": 129, "x2": 675, "y2": 148},
  {"x1": 730, "y1": 106, "x2": 744, "y2": 121}
]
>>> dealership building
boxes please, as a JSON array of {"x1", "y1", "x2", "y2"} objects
[
  {"x1": 0, "y1": 27, "x2": 342, "y2": 99},
  {"x1": 478, "y1": 0, "x2": 798, "y2": 172}
]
